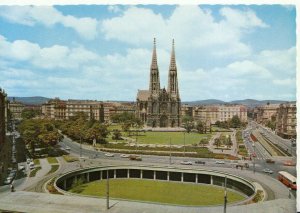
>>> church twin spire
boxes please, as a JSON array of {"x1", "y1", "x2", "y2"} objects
[{"x1": 149, "y1": 38, "x2": 179, "y2": 99}]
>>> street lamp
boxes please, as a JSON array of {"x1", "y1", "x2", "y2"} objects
[
  {"x1": 290, "y1": 138, "x2": 295, "y2": 156},
  {"x1": 224, "y1": 176, "x2": 227, "y2": 213},
  {"x1": 183, "y1": 131, "x2": 186, "y2": 157},
  {"x1": 106, "y1": 170, "x2": 110, "y2": 209},
  {"x1": 80, "y1": 134, "x2": 82, "y2": 158},
  {"x1": 169, "y1": 137, "x2": 172, "y2": 165},
  {"x1": 252, "y1": 143, "x2": 255, "y2": 174}
]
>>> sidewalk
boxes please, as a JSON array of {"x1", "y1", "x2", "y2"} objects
[{"x1": 0, "y1": 191, "x2": 296, "y2": 213}]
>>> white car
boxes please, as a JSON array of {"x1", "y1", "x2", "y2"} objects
[
  {"x1": 105, "y1": 153, "x2": 114, "y2": 157},
  {"x1": 65, "y1": 146, "x2": 71, "y2": 151},
  {"x1": 263, "y1": 168, "x2": 273, "y2": 174},
  {"x1": 180, "y1": 161, "x2": 193, "y2": 165},
  {"x1": 29, "y1": 162, "x2": 35, "y2": 169},
  {"x1": 19, "y1": 165, "x2": 25, "y2": 170},
  {"x1": 120, "y1": 154, "x2": 129, "y2": 158},
  {"x1": 216, "y1": 160, "x2": 225, "y2": 164}
]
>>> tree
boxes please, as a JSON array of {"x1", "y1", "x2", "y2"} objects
[
  {"x1": 196, "y1": 121, "x2": 205, "y2": 134},
  {"x1": 231, "y1": 115, "x2": 241, "y2": 128},
  {"x1": 182, "y1": 115, "x2": 194, "y2": 133},
  {"x1": 214, "y1": 138, "x2": 221, "y2": 148},
  {"x1": 21, "y1": 108, "x2": 41, "y2": 120},
  {"x1": 112, "y1": 129, "x2": 122, "y2": 140}
]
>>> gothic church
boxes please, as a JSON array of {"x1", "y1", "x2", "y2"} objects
[{"x1": 136, "y1": 39, "x2": 181, "y2": 128}]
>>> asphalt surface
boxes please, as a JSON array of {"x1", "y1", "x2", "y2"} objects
[{"x1": 59, "y1": 133, "x2": 297, "y2": 198}]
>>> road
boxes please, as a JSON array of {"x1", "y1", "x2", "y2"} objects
[
  {"x1": 59, "y1": 133, "x2": 297, "y2": 181},
  {"x1": 251, "y1": 121, "x2": 296, "y2": 156}
]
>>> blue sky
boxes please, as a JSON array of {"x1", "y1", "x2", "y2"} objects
[{"x1": 0, "y1": 5, "x2": 296, "y2": 101}]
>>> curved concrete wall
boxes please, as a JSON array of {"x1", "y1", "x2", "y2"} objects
[{"x1": 54, "y1": 165, "x2": 256, "y2": 205}]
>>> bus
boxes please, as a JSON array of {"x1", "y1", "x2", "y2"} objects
[{"x1": 278, "y1": 171, "x2": 297, "y2": 190}]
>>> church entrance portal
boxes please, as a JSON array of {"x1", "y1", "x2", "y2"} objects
[{"x1": 160, "y1": 115, "x2": 168, "y2": 127}]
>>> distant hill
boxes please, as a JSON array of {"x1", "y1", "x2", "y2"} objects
[
  {"x1": 183, "y1": 99, "x2": 292, "y2": 108},
  {"x1": 183, "y1": 99, "x2": 226, "y2": 106},
  {"x1": 8, "y1": 96, "x2": 293, "y2": 108},
  {"x1": 8, "y1": 96, "x2": 50, "y2": 105}
]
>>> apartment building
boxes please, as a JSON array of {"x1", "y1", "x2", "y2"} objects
[
  {"x1": 255, "y1": 103, "x2": 280, "y2": 125},
  {"x1": 193, "y1": 105, "x2": 247, "y2": 125},
  {"x1": 8, "y1": 98, "x2": 25, "y2": 120},
  {"x1": 276, "y1": 103, "x2": 296, "y2": 139},
  {"x1": 0, "y1": 88, "x2": 7, "y2": 148}
]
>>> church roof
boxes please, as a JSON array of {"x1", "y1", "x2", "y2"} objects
[{"x1": 137, "y1": 90, "x2": 150, "y2": 101}]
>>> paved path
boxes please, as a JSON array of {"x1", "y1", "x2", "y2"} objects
[{"x1": 0, "y1": 191, "x2": 296, "y2": 213}]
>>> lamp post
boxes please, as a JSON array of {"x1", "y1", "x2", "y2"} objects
[
  {"x1": 80, "y1": 135, "x2": 82, "y2": 158},
  {"x1": 106, "y1": 170, "x2": 110, "y2": 209},
  {"x1": 169, "y1": 137, "x2": 172, "y2": 165},
  {"x1": 224, "y1": 176, "x2": 227, "y2": 213},
  {"x1": 183, "y1": 131, "x2": 186, "y2": 157},
  {"x1": 290, "y1": 138, "x2": 295, "y2": 156},
  {"x1": 252, "y1": 143, "x2": 255, "y2": 174}
]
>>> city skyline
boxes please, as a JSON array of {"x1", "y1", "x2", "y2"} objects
[{"x1": 0, "y1": 5, "x2": 296, "y2": 101}]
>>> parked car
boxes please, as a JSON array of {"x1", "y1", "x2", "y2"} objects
[
  {"x1": 120, "y1": 154, "x2": 130, "y2": 158},
  {"x1": 65, "y1": 146, "x2": 71, "y2": 151},
  {"x1": 105, "y1": 153, "x2": 114, "y2": 157},
  {"x1": 4, "y1": 177, "x2": 13, "y2": 185},
  {"x1": 129, "y1": 155, "x2": 142, "y2": 161},
  {"x1": 195, "y1": 160, "x2": 205, "y2": 165},
  {"x1": 263, "y1": 168, "x2": 273, "y2": 174},
  {"x1": 215, "y1": 160, "x2": 225, "y2": 164},
  {"x1": 19, "y1": 165, "x2": 25, "y2": 171},
  {"x1": 266, "y1": 159, "x2": 275, "y2": 164},
  {"x1": 180, "y1": 161, "x2": 193, "y2": 165},
  {"x1": 29, "y1": 163, "x2": 35, "y2": 170}
]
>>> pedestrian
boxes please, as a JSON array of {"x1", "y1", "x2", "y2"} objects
[{"x1": 10, "y1": 184, "x2": 14, "y2": 192}]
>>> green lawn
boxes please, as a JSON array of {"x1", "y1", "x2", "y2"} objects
[
  {"x1": 47, "y1": 157, "x2": 58, "y2": 164},
  {"x1": 47, "y1": 165, "x2": 59, "y2": 175},
  {"x1": 29, "y1": 166, "x2": 42, "y2": 177},
  {"x1": 70, "y1": 179, "x2": 244, "y2": 206},
  {"x1": 33, "y1": 159, "x2": 40, "y2": 165},
  {"x1": 127, "y1": 132, "x2": 212, "y2": 145},
  {"x1": 63, "y1": 155, "x2": 79, "y2": 162}
]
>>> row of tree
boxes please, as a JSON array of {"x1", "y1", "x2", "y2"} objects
[
  {"x1": 18, "y1": 119, "x2": 62, "y2": 156},
  {"x1": 182, "y1": 116, "x2": 211, "y2": 134},
  {"x1": 56, "y1": 112, "x2": 109, "y2": 144},
  {"x1": 215, "y1": 115, "x2": 246, "y2": 129}
]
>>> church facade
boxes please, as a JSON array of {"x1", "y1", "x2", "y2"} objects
[{"x1": 136, "y1": 39, "x2": 181, "y2": 128}]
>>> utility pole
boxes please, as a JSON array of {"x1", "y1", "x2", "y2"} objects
[
  {"x1": 252, "y1": 143, "x2": 256, "y2": 174},
  {"x1": 169, "y1": 137, "x2": 172, "y2": 165},
  {"x1": 80, "y1": 135, "x2": 82, "y2": 158},
  {"x1": 183, "y1": 131, "x2": 186, "y2": 157},
  {"x1": 106, "y1": 170, "x2": 109, "y2": 209},
  {"x1": 224, "y1": 176, "x2": 227, "y2": 213}
]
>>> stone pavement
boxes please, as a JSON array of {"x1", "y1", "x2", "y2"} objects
[{"x1": 0, "y1": 191, "x2": 296, "y2": 213}]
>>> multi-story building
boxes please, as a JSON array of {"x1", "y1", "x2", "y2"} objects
[
  {"x1": 42, "y1": 99, "x2": 136, "y2": 123},
  {"x1": 276, "y1": 103, "x2": 296, "y2": 139},
  {"x1": 181, "y1": 105, "x2": 193, "y2": 118},
  {"x1": 8, "y1": 98, "x2": 25, "y2": 120},
  {"x1": 136, "y1": 39, "x2": 181, "y2": 127},
  {"x1": 0, "y1": 88, "x2": 7, "y2": 148},
  {"x1": 193, "y1": 105, "x2": 247, "y2": 125},
  {"x1": 255, "y1": 103, "x2": 280, "y2": 125},
  {"x1": 42, "y1": 98, "x2": 104, "y2": 122}
]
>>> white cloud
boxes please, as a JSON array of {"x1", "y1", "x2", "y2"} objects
[
  {"x1": 0, "y1": 6, "x2": 98, "y2": 40},
  {"x1": 226, "y1": 60, "x2": 271, "y2": 78},
  {"x1": 101, "y1": 6, "x2": 267, "y2": 59},
  {"x1": 0, "y1": 35, "x2": 99, "y2": 69},
  {"x1": 219, "y1": 7, "x2": 268, "y2": 29},
  {"x1": 107, "y1": 5, "x2": 122, "y2": 13},
  {"x1": 273, "y1": 78, "x2": 295, "y2": 86}
]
